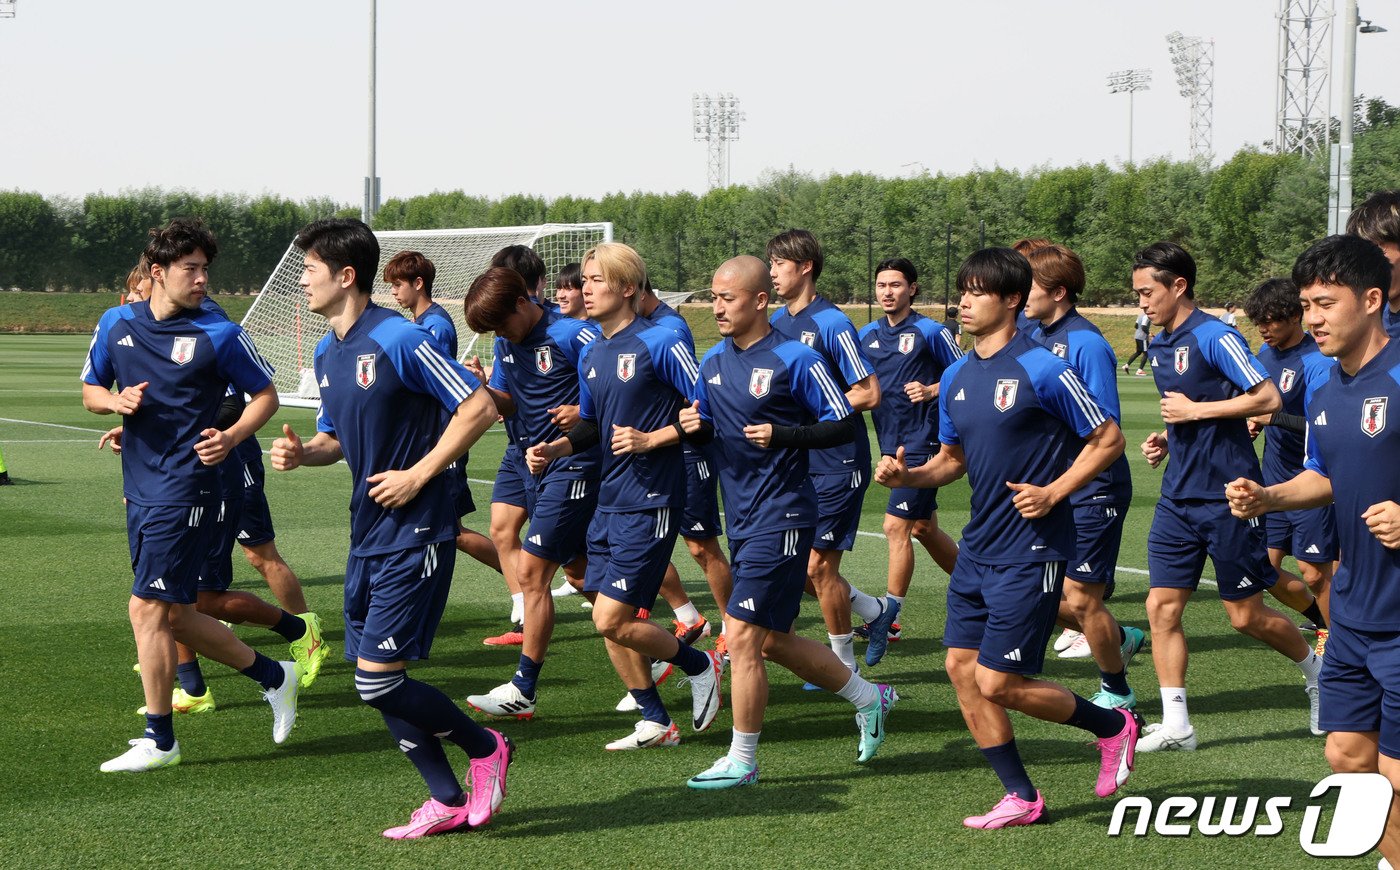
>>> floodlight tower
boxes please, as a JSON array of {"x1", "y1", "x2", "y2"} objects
[
  {"x1": 1275, "y1": 0, "x2": 1332, "y2": 159},
  {"x1": 692, "y1": 93, "x2": 744, "y2": 190},
  {"x1": 1167, "y1": 32, "x2": 1215, "y2": 163},
  {"x1": 1107, "y1": 69, "x2": 1152, "y2": 164},
  {"x1": 0, "y1": 1, "x2": 16, "y2": 18}
]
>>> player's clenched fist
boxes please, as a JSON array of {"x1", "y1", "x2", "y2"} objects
[
  {"x1": 110, "y1": 380, "x2": 148, "y2": 415},
  {"x1": 678, "y1": 400, "x2": 702, "y2": 434},
  {"x1": 271, "y1": 423, "x2": 303, "y2": 471},
  {"x1": 1363, "y1": 501, "x2": 1400, "y2": 549},
  {"x1": 194, "y1": 427, "x2": 234, "y2": 466},
  {"x1": 1141, "y1": 431, "x2": 1168, "y2": 468},
  {"x1": 875, "y1": 445, "x2": 908, "y2": 487},
  {"x1": 1225, "y1": 476, "x2": 1268, "y2": 519},
  {"x1": 742, "y1": 423, "x2": 773, "y2": 448},
  {"x1": 610, "y1": 424, "x2": 653, "y2": 455},
  {"x1": 1006, "y1": 480, "x2": 1055, "y2": 519}
]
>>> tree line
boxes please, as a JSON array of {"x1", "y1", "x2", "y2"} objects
[{"x1": 4, "y1": 99, "x2": 1398, "y2": 305}]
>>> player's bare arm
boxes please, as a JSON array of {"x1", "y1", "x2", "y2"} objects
[
  {"x1": 610, "y1": 421, "x2": 679, "y2": 455},
  {"x1": 366, "y1": 387, "x2": 496, "y2": 509},
  {"x1": 1159, "y1": 378, "x2": 1282, "y2": 425},
  {"x1": 876, "y1": 443, "x2": 966, "y2": 490},
  {"x1": 271, "y1": 423, "x2": 343, "y2": 470},
  {"x1": 83, "y1": 380, "x2": 148, "y2": 416},
  {"x1": 845, "y1": 373, "x2": 880, "y2": 412},
  {"x1": 1225, "y1": 469, "x2": 1333, "y2": 519},
  {"x1": 1007, "y1": 419, "x2": 1124, "y2": 519},
  {"x1": 194, "y1": 384, "x2": 279, "y2": 466},
  {"x1": 1141, "y1": 430, "x2": 1168, "y2": 467}
]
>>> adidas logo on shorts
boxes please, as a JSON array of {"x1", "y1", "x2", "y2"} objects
[
  {"x1": 612, "y1": 578, "x2": 629, "y2": 591},
  {"x1": 1076, "y1": 562, "x2": 1092, "y2": 573},
  {"x1": 587, "y1": 367, "x2": 596, "y2": 379},
  {"x1": 150, "y1": 578, "x2": 166, "y2": 590},
  {"x1": 821, "y1": 532, "x2": 835, "y2": 541},
  {"x1": 378, "y1": 636, "x2": 399, "y2": 651},
  {"x1": 738, "y1": 598, "x2": 756, "y2": 611},
  {"x1": 869, "y1": 340, "x2": 879, "y2": 348},
  {"x1": 1238, "y1": 577, "x2": 1254, "y2": 588},
  {"x1": 1305, "y1": 544, "x2": 1320, "y2": 555},
  {"x1": 320, "y1": 374, "x2": 329, "y2": 387},
  {"x1": 691, "y1": 522, "x2": 705, "y2": 532},
  {"x1": 528, "y1": 534, "x2": 542, "y2": 545},
  {"x1": 895, "y1": 502, "x2": 909, "y2": 511},
  {"x1": 1003, "y1": 648, "x2": 1022, "y2": 662},
  {"x1": 398, "y1": 739, "x2": 417, "y2": 752}
]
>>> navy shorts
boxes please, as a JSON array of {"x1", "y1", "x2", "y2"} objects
[
  {"x1": 1065, "y1": 503, "x2": 1128, "y2": 597},
  {"x1": 1265, "y1": 504, "x2": 1340, "y2": 563},
  {"x1": 343, "y1": 540, "x2": 455, "y2": 663},
  {"x1": 522, "y1": 475, "x2": 597, "y2": 565},
  {"x1": 812, "y1": 469, "x2": 869, "y2": 552},
  {"x1": 583, "y1": 507, "x2": 680, "y2": 610},
  {"x1": 198, "y1": 498, "x2": 243, "y2": 592},
  {"x1": 237, "y1": 453, "x2": 276, "y2": 547},
  {"x1": 681, "y1": 455, "x2": 723, "y2": 540},
  {"x1": 1318, "y1": 618, "x2": 1400, "y2": 757},
  {"x1": 448, "y1": 458, "x2": 476, "y2": 518},
  {"x1": 726, "y1": 527, "x2": 813, "y2": 632},
  {"x1": 884, "y1": 454, "x2": 938, "y2": 520},
  {"x1": 491, "y1": 446, "x2": 528, "y2": 509},
  {"x1": 126, "y1": 502, "x2": 217, "y2": 605},
  {"x1": 1147, "y1": 497, "x2": 1277, "y2": 601},
  {"x1": 944, "y1": 556, "x2": 1065, "y2": 676}
]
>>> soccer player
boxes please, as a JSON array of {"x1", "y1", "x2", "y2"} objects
[
  {"x1": 767, "y1": 229, "x2": 890, "y2": 678},
  {"x1": 461, "y1": 265, "x2": 601, "y2": 720},
  {"x1": 1123, "y1": 310, "x2": 1151, "y2": 375},
  {"x1": 1242, "y1": 277, "x2": 1337, "y2": 649},
  {"x1": 856, "y1": 257, "x2": 962, "y2": 666},
  {"x1": 554, "y1": 262, "x2": 586, "y2": 320},
  {"x1": 684, "y1": 255, "x2": 896, "y2": 789},
  {"x1": 1133, "y1": 241, "x2": 1321, "y2": 751},
  {"x1": 1021, "y1": 244, "x2": 1145, "y2": 708},
  {"x1": 1220, "y1": 301, "x2": 1240, "y2": 329},
  {"x1": 1346, "y1": 189, "x2": 1400, "y2": 338},
  {"x1": 385, "y1": 250, "x2": 502, "y2": 576},
  {"x1": 83, "y1": 218, "x2": 299, "y2": 772},
  {"x1": 1226, "y1": 234, "x2": 1400, "y2": 869},
  {"x1": 875, "y1": 247, "x2": 1137, "y2": 826},
  {"x1": 525, "y1": 242, "x2": 723, "y2": 751},
  {"x1": 270, "y1": 218, "x2": 512, "y2": 839}
]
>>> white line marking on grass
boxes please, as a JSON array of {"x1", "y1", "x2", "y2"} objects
[
  {"x1": 3, "y1": 439, "x2": 100, "y2": 443},
  {"x1": 0, "y1": 416, "x2": 108, "y2": 434}
]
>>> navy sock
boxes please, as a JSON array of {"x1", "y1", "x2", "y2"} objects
[
  {"x1": 143, "y1": 713, "x2": 175, "y2": 751},
  {"x1": 1063, "y1": 694, "x2": 1126, "y2": 739},
  {"x1": 270, "y1": 611, "x2": 307, "y2": 642},
  {"x1": 355, "y1": 667, "x2": 497, "y2": 758},
  {"x1": 239, "y1": 651, "x2": 285, "y2": 691},
  {"x1": 510, "y1": 654, "x2": 542, "y2": 699},
  {"x1": 1303, "y1": 600, "x2": 1327, "y2": 629},
  {"x1": 1100, "y1": 668, "x2": 1131, "y2": 697},
  {"x1": 629, "y1": 686, "x2": 671, "y2": 726},
  {"x1": 382, "y1": 714, "x2": 464, "y2": 806},
  {"x1": 176, "y1": 661, "x2": 207, "y2": 696},
  {"x1": 980, "y1": 740, "x2": 1035, "y2": 801},
  {"x1": 665, "y1": 638, "x2": 711, "y2": 677}
]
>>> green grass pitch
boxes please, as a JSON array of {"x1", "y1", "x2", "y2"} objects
[{"x1": 0, "y1": 332, "x2": 1359, "y2": 869}]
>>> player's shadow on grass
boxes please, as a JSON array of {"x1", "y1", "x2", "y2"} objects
[
  {"x1": 185, "y1": 728, "x2": 390, "y2": 765},
  {"x1": 290, "y1": 574, "x2": 347, "y2": 588}
]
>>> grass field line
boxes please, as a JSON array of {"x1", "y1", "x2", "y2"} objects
[
  {"x1": 3, "y1": 438, "x2": 100, "y2": 443},
  {"x1": 0, "y1": 415, "x2": 110, "y2": 434}
]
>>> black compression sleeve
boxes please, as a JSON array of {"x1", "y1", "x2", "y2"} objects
[
  {"x1": 566, "y1": 418, "x2": 600, "y2": 452},
  {"x1": 768, "y1": 414, "x2": 861, "y2": 450},
  {"x1": 1269, "y1": 412, "x2": 1307, "y2": 435},
  {"x1": 673, "y1": 419, "x2": 715, "y2": 445},
  {"x1": 214, "y1": 391, "x2": 245, "y2": 430}
]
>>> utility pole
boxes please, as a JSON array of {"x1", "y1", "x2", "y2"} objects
[{"x1": 364, "y1": 0, "x2": 380, "y2": 224}]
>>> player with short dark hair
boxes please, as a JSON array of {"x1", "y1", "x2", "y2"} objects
[
  {"x1": 271, "y1": 218, "x2": 512, "y2": 839},
  {"x1": 1133, "y1": 241, "x2": 1321, "y2": 751},
  {"x1": 555, "y1": 262, "x2": 585, "y2": 319},
  {"x1": 491, "y1": 244, "x2": 554, "y2": 309},
  {"x1": 1227, "y1": 233, "x2": 1400, "y2": 869},
  {"x1": 876, "y1": 247, "x2": 1138, "y2": 828},
  {"x1": 83, "y1": 218, "x2": 299, "y2": 772}
]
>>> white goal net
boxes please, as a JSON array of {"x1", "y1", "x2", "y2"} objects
[{"x1": 240, "y1": 222, "x2": 612, "y2": 407}]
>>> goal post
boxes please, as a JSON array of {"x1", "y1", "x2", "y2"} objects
[{"x1": 239, "y1": 222, "x2": 612, "y2": 407}]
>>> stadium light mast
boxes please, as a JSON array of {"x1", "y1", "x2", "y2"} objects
[
  {"x1": 1107, "y1": 69, "x2": 1152, "y2": 165},
  {"x1": 1167, "y1": 32, "x2": 1215, "y2": 164},
  {"x1": 0, "y1": 1, "x2": 15, "y2": 18},
  {"x1": 692, "y1": 93, "x2": 745, "y2": 190},
  {"x1": 1328, "y1": 0, "x2": 1386, "y2": 233},
  {"x1": 364, "y1": 0, "x2": 380, "y2": 225},
  {"x1": 1275, "y1": 0, "x2": 1332, "y2": 159}
]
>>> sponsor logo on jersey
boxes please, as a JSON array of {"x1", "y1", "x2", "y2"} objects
[
  {"x1": 171, "y1": 336, "x2": 197, "y2": 366},
  {"x1": 1174, "y1": 346, "x2": 1190, "y2": 374},
  {"x1": 953, "y1": 388, "x2": 965, "y2": 401},
  {"x1": 1151, "y1": 356, "x2": 1159, "y2": 367},
  {"x1": 1279, "y1": 368, "x2": 1297, "y2": 392},
  {"x1": 1314, "y1": 411, "x2": 1327, "y2": 426},
  {"x1": 1363, "y1": 396, "x2": 1387, "y2": 437},
  {"x1": 356, "y1": 353, "x2": 376, "y2": 389},
  {"x1": 320, "y1": 374, "x2": 329, "y2": 387},
  {"x1": 617, "y1": 353, "x2": 636, "y2": 382},
  {"x1": 868, "y1": 339, "x2": 880, "y2": 349},
  {"x1": 117, "y1": 335, "x2": 134, "y2": 348},
  {"x1": 800, "y1": 330, "x2": 816, "y2": 347},
  {"x1": 898, "y1": 333, "x2": 916, "y2": 354},
  {"x1": 994, "y1": 378, "x2": 1019, "y2": 412},
  {"x1": 749, "y1": 367, "x2": 773, "y2": 398},
  {"x1": 1052, "y1": 342, "x2": 1068, "y2": 358},
  {"x1": 534, "y1": 346, "x2": 553, "y2": 374}
]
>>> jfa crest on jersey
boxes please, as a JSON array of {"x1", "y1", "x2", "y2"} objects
[
  {"x1": 800, "y1": 331, "x2": 816, "y2": 347},
  {"x1": 1279, "y1": 368, "x2": 1296, "y2": 392},
  {"x1": 534, "y1": 346, "x2": 553, "y2": 374},
  {"x1": 1175, "y1": 346, "x2": 1190, "y2": 374},
  {"x1": 1051, "y1": 342, "x2": 1068, "y2": 358},
  {"x1": 994, "y1": 378, "x2": 1019, "y2": 412},
  {"x1": 749, "y1": 367, "x2": 773, "y2": 398},
  {"x1": 617, "y1": 353, "x2": 636, "y2": 382},
  {"x1": 171, "y1": 337, "x2": 196, "y2": 366},
  {"x1": 898, "y1": 333, "x2": 916, "y2": 354},
  {"x1": 1363, "y1": 397, "x2": 1388, "y2": 437},
  {"x1": 356, "y1": 353, "x2": 376, "y2": 389}
]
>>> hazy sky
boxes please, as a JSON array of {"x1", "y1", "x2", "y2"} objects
[{"x1": 3, "y1": 1, "x2": 1396, "y2": 206}]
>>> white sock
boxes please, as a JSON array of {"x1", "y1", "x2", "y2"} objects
[
  {"x1": 1161, "y1": 687, "x2": 1190, "y2": 731},
  {"x1": 509, "y1": 592, "x2": 524, "y2": 625},
  {"x1": 829, "y1": 633, "x2": 857, "y2": 671},
  {"x1": 673, "y1": 601, "x2": 701, "y2": 627},
  {"x1": 728, "y1": 729, "x2": 760, "y2": 766},
  {"x1": 836, "y1": 671, "x2": 880, "y2": 709},
  {"x1": 1294, "y1": 649, "x2": 1321, "y2": 684},
  {"x1": 849, "y1": 587, "x2": 883, "y2": 623},
  {"x1": 887, "y1": 594, "x2": 905, "y2": 606}
]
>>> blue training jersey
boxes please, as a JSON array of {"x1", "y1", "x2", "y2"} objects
[
  {"x1": 1148, "y1": 307, "x2": 1271, "y2": 500},
  {"x1": 487, "y1": 306, "x2": 600, "y2": 479},
  {"x1": 577, "y1": 316, "x2": 699, "y2": 513},
  {"x1": 415, "y1": 302, "x2": 459, "y2": 359},
  {"x1": 1385, "y1": 305, "x2": 1400, "y2": 340},
  {"x1": 646, "y1": 297, "x2": 717, "y2": 469},
  {"x1": 938, "y1": 331, "x2": 1111, "y2": 565},
  {"x1": 82, "y1": 300, "x2": 275, "y2": 507},
  {"x1": 695, "y1": 330, "x2": 853, "y2": 541},
  {"x1": 1028, "y1": 308, "x2": 1133, "y2": 507},
  {"x1": 857, "y1": 311, "x2": 963, "y2": 458},
  {"x1": 313, "y1": 303, "x2": 481, "y2": 557},
  {"x1": 197, "y1": 296, "x2": 254, "y2": 501},
  {"x1": 1256, "y1": 333, "x2": 1336, "y2": 485},
  {"x1": 771, "y1": 297, "x2": 874, "y2": 476},
  {"x1": 1303, "y1": 337, "x2": 1400, "y2": 631}
]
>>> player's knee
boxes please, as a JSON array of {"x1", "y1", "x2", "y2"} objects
[
  {"x1": 1062, "y1": 584, "x2": 1101, "y2": 620},
  {"x1": 1225, "y1": 601, "x2": 1265, "y2": 633},
  {"x1": 974, "y1": 668, "x2": 1017, "y2": 705},
  {"x1": 883, "y1": 514, "x2": 912, "y2": 540},
  {"x1": 1324, "y1": 738, "x2": 1375, "y2": 773},
  {"x1": 945, "y1": 649, "x2": 976, "y2": 686},
  {"x1": 910, "y1": 519, "x2": 934, "y2": 541},
  {"x1": 590, "y1": 607, "x2": 625, "y2": 639},
  {"x1": 1146, "y1": 593, "x2": 1185, "y2": 627},
  {"x1": 1299, "y1": 562, "x2": 1330, "y2": 591}
]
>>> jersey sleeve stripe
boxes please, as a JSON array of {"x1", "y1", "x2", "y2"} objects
[
  {"x1": 80, "y1": 325, "x2": 102, "y2": 383},
  {"x1": 810, "y1": 362, "x2": 851, "y2": 419},
  {"x1": 940, "y1": 329, "x2": 964, "y2": 359},
  {"x1": 1218, "y1": 335, "x2": 1265, "y2": 387},
  {"x1": 836, "y1": 331, "x2": 872, "y2": 380},
  {"x1": 236, "y1": 332, "x2": 277, "y2": 382},
  {"x1": 669, "y1": 344, "x2": 700, "y2": 386},
  {"x1": 1058, "y1": 370, "x2": 1107, "y2": 429},
  {"x1": 414, "y1": 341, "x2": 472, "y2": 404}
]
